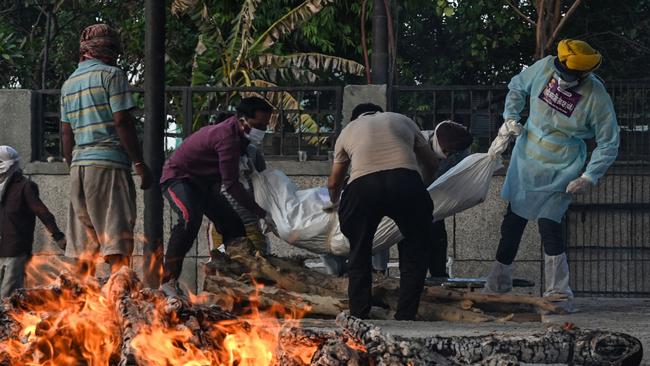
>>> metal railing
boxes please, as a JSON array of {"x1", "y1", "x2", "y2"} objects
[
  {"x1": 566, "y1": 82, "x2": 650, "y2": 297},
  {"x1": 391, "y1": 83, "x2": 650, "y2": 162},
  {"x1": 34, "y1": 85, "x2": 343, "y2": 161},
  {"x1": 391, "y1": 85, "x2": 514, "y2": 155}
]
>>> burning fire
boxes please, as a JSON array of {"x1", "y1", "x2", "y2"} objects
[
  {"x1": 130, "y1": 285, "x2": 315, "y2": 366},
  {"x1": 0, "y1": 256, "x2": 317, "y2": 365}
]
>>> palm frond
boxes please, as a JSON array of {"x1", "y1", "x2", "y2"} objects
[
  {"x1": 255, "y1": 53, "x2": 365, "y2": 76},
  {"x1": 171, "y1": 0, "x2": 204, "y2": 17},
  {"x1": 251, "y1": 67, "x2": 319, "y2": 84},
  {"x1": 252, "y1": 0, "x2": 335, "y2": 51},
  {"x1": 248, "y1": 80, "x2": 326, "y2": 145},
  {"x1": 191, "y1": 33, "x2": 224, "y2": 86},
  {"x1": 227, "y1": 0, "x2": 260, "y2": 56}
]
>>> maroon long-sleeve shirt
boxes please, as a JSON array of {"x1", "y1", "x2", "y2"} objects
[{"x1": 160, "y1": 116, "x2": 265, "y2": 217}]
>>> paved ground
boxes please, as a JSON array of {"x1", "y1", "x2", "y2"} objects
[{"x1": 301, "y1": 298, "x2": 650, "y2": 365}]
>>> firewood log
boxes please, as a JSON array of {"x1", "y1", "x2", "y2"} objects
[
  {"x1": 336, "y1": 313, "x2": 643, "y2": 366},
  {"x1": 204, "y1": 275, "x2": 347, "y2": 317},
  {"x1": 336, "y1": 313, "x2": 457, "y2": 365}
]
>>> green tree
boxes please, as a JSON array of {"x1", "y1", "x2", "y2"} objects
[
  {"x1": 395, "y1": 0, "x2": 535, "y2": 85},
  {"x1": 504, "y1": 0, "x2": 585, "y2": 59},
  {"x1": 0, "y1": 25, "x2": 24, "y2": 87},
  {"x1": 558, "y1": 0, "x2": 650, "y2": 81},
  {"x1": 0, "y1": 0, "x2": 198, "y2": 88},
  {"x1": 2, "y1": 0, "x2": 648, "y2": 90},
  {"x1": 171, "y1": 0, "x2": 365, "y2": 134},
  {"x1": 394, "y1": 0, "x2": 650, "y2": 84}
]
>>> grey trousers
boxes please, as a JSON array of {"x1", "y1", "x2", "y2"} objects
[
  {"x1": 66, "y1": 166, "x2": 136, "y2": 260},
  {"x1": 0, "y1": 256, "x2": 28, "y2": 298}
]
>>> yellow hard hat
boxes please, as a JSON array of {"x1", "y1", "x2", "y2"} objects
[{"x1": 557, "y1": 39, "x2": 602, "y2": 72}]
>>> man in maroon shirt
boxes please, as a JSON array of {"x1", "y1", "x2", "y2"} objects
[{"x1": 159, "y1": 97, "x2": 274, "y2": 294}]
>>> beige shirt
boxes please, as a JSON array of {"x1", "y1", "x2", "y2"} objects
[{"x1": 334, "y1": 112, "x2": 437, "y2": 183}]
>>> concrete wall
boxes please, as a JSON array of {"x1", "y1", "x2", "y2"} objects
[
  {"x1": 442, "y1": 175, "x2": 543, "y2": 296},
  {"x1": 0, "y1": 89, "x2": 34, "y2": 161},
  {"x1": 342, "y1": 84, "x2": 387, "y2": 125},
  {"x1": 22, "y1": 161, "x2": 330, "y2": 293}
]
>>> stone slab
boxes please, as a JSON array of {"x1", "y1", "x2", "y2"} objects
[
  {"x1": 342, "y1": 84, "x2": 387, "y2": 125},
  {"x1": 300, "y1": 298, "x2": 650, "y2": 364},
  {"x1": 0, "y1": 89, "x2": 34, "y2": 162},
  {"x1": 266, "y1": 160, "x2": 331, "y2": 176},
  {"x1": 28, "y1": 175, "x2": 69, "y2": 254},
  {"x1": 449, "y1": 176, "x2": 542, "y2": 262}
]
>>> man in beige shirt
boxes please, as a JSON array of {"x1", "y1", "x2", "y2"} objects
[{"x1": 328, "y1": 103, "x2": 439, "y2": 320}]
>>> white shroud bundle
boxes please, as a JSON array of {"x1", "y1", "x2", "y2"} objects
[{"x1": 252, "y1": 133, "x2": 511, "y2": 255}]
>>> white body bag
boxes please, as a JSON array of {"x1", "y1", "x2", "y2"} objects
[{"x1": 252, "y1": 133, "x2": 511, "y2": 255}]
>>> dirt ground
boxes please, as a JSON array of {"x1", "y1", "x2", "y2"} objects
[{"x1": 300, "y1": 297, "x2": 650, "y2": 365}]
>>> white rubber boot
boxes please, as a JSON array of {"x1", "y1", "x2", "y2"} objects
[
  {"x1": 484, "y1": 261, "x2": 514, "y2": 293},
  {"x1": 543, "y1": 253, "x2": 576, "y2": 313}
]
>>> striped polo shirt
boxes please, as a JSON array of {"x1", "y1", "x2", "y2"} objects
[{"x1": 60, "y1": 59, "x2": 135, "y2": 169}]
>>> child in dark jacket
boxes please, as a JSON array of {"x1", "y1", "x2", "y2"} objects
[{"x1": 0, "y1": 146, "x2": 65, "y2": 297}]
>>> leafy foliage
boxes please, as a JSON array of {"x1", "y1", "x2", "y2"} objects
[
  {"x1": 396, "y1": 0, "x2": 535, "y2": 85},
  {"x1": 0, "y1": 0, "x2": 648, "y2": 90},
  {"x1": 172, "y1": 0, "x2": 365, "y2": 133}
]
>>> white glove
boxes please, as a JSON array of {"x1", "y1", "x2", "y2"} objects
[
  {"x1": 566, "y1": 174, "x2": 594, "y2": 194},
  {"x1": 488, "y1": 119, "x2": 524, "y2": 157},
  {"x1": 498, "y1": 119, "x2": 524, "y2": 138},
  {"x1": 260, "y1": 214, "x2": 279, "y2": 236}
]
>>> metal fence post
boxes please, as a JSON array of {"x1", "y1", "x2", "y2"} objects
[
  {"x1": 143, "y1": 0, "x2": 165, "y2": 288},
  {"x1": 182, "y1": 87, "x2": 193, "y2": 137}
]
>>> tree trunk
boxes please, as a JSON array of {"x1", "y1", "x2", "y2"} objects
[{"x1": 510, "y1": 0, "x2": 584, "y2": 59}]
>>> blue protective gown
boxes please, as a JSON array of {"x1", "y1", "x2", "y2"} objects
[{"x1": 502, "y1": 56, "x2": 620, "y2": 223}]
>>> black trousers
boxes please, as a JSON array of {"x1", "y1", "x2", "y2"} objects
[
  {"x1": 162, "y1": 179, "x2": 246, "y2": 282},
  {"x1": 427, "y1": 220, "x2": 449, "y2": 277},
  {"x1": 496, "y1": 205, "x2": 565, "y2": 265},
  {"x1": 339, "y1": 169, "x2": 434, "y2": 320}
]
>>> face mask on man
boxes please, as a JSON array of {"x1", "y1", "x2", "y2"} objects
[
  {"x1": 553, "y1": 57, "x2": 587, "y2": 91},
  {"x1": 554, "y1": 73, "x2": 580, "y2": 90},
  {"x1": 431, "y1": 122, "x2": 448, "y2": 159},
  {"x1": 246, "y1": 127, "x2": 266, "y2": 144},
  {"x1": 240, "y1": 118, "x2": 267, "y2": 144}
]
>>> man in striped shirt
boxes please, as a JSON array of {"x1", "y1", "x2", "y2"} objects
[{"x1": 60, "y1": 24, "x2": 152, "y2": 274}]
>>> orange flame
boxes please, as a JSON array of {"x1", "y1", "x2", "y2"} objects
[
  {"x1": 1, "y1": 257, "x2": 318, "y2": 365},
  {"x1": 131, "y1": 282, "x2": 318, "y2": 365}
]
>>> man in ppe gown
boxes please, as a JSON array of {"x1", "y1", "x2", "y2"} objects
[{"x1": 484, "y1": 39, "x2": 620, "y2": 311}]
